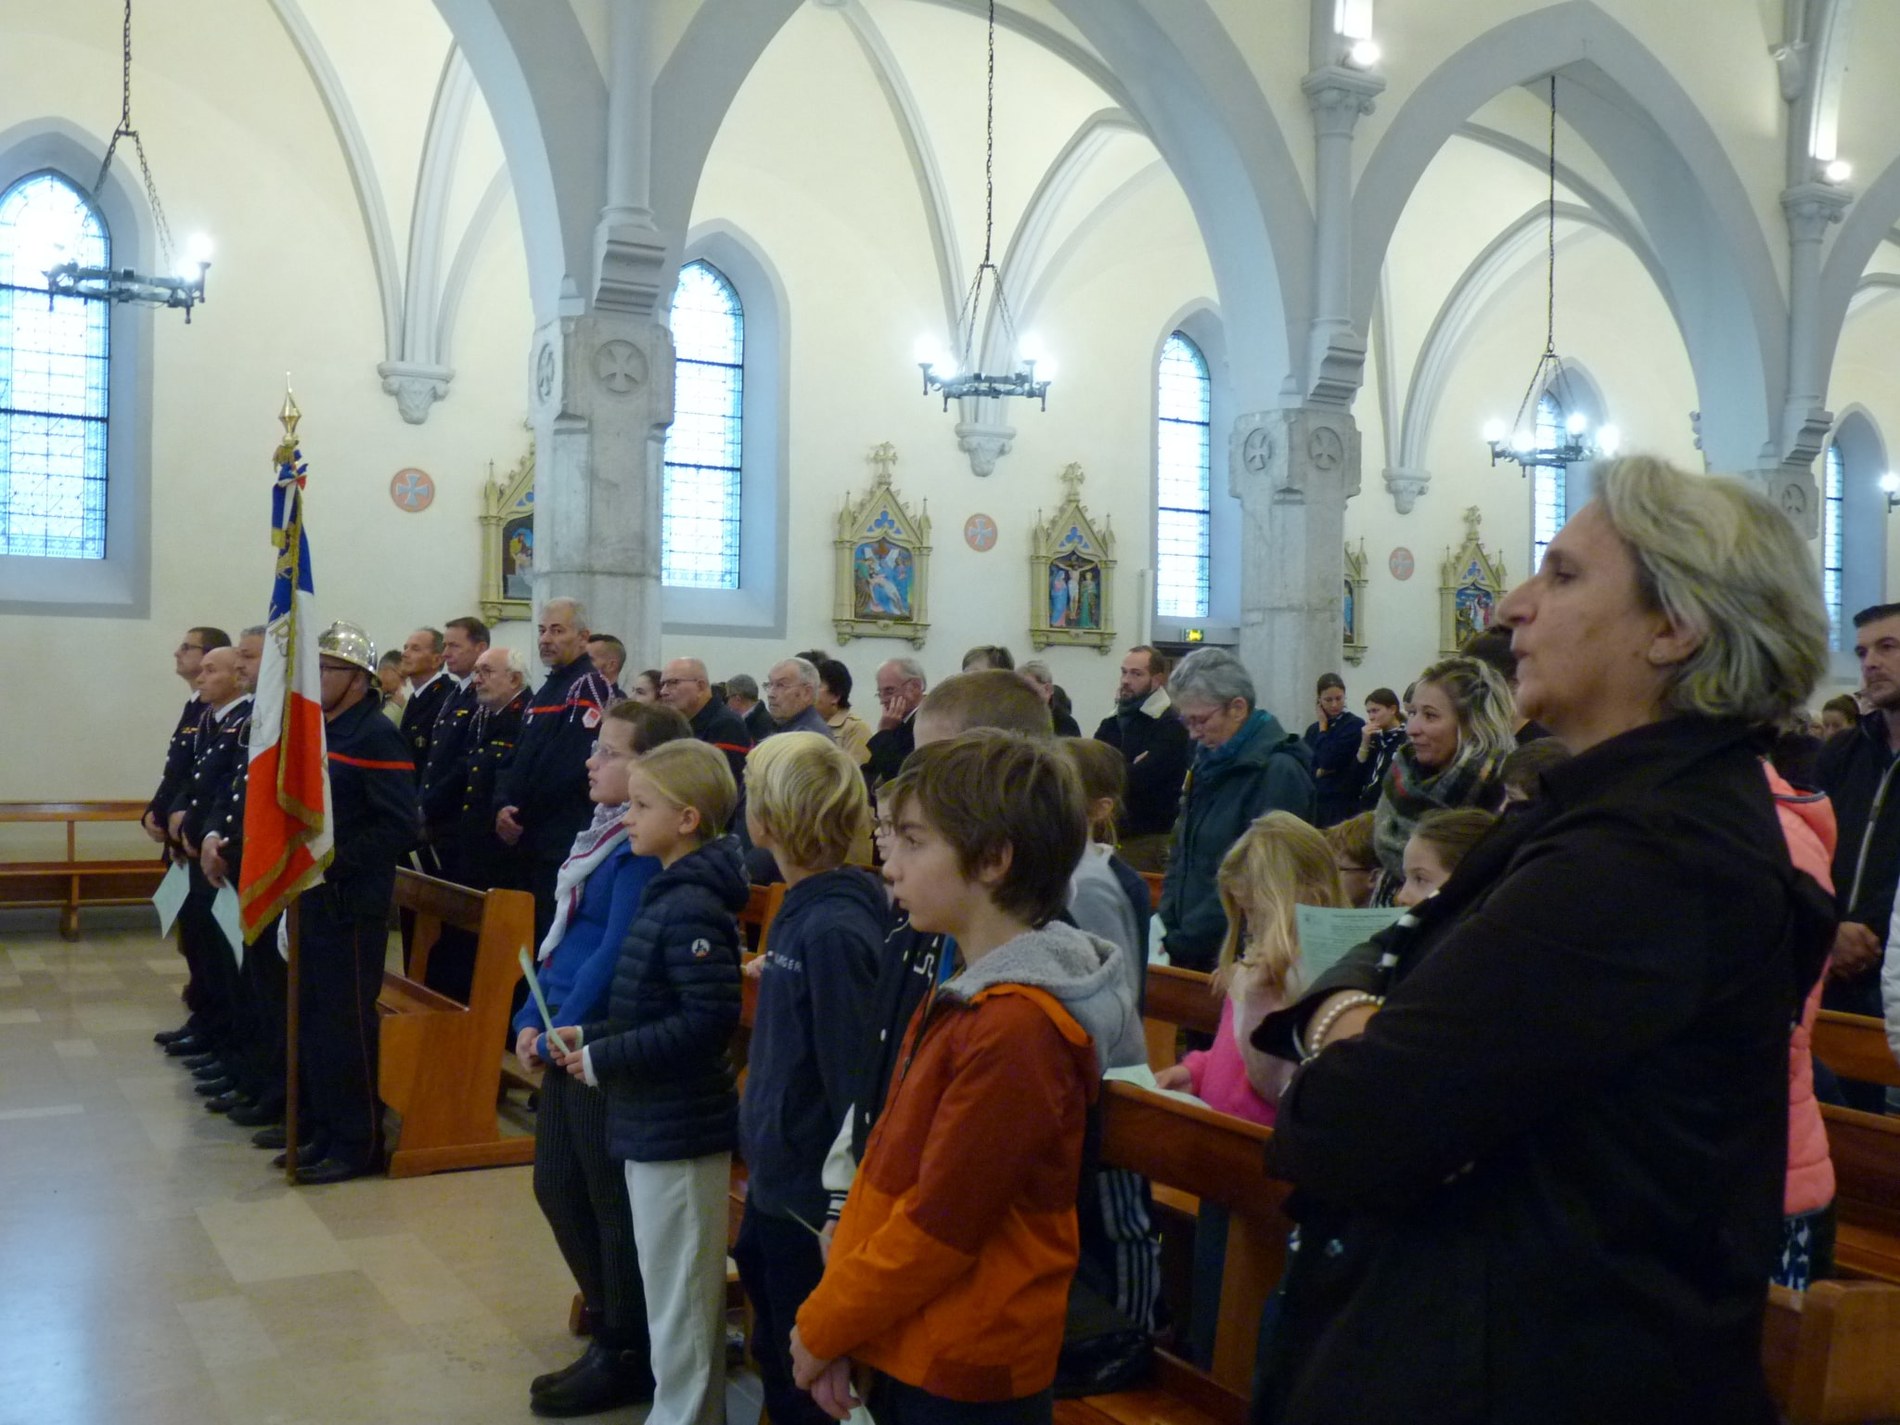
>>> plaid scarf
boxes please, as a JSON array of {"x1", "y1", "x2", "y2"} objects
[{"x1": 1372, "y1": 743, "x2": 1505, "y2": 880}]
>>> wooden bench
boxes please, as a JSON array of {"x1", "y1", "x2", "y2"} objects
[
  {"x1": 378, "y1": 868, "x2": 536, "y2": 1177},
  {"x1": 1765, "y1": 1279, "x2": 1900, "y2": 1424},
  {"x1": 1812, "y1": 1011, "x2": 1900, "y2": 1288},
  {"x1": 0, "y1": 801, "x2": 166, "y2": 939}
]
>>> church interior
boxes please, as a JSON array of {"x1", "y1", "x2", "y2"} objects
[{"x1": 4, "y1": 1, "x2": 1900, "y2": 1421}]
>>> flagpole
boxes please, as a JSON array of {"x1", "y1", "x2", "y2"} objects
[{"x1": 284, "y1": 906, "x2": 302, "y2": 1180}]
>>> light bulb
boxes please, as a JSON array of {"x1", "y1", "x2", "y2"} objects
[
  {"x1": 914, "y1": 334, "x2": 940, "y2": 367},
  {"x1": 1564, "y1": 411, "x2": 1588, "y2": 436},
  {"x1": 187, "y1": 233, "x2": 214, "y2": 264},
  {"x1": 1596, "y1": 425, "x2": 1622, "y2": 456},
  {"x1": 1880, "y1": 472, "x2": 1900, "y2": 495},
  {"x1": 1483, "y1": 419, "x2": 1507, "y2": 444},
  {"x1": 1825, "y1": 158, "x2": 1853, "y2": 184},
  {"x1": 1347, "y1": 39, "x2": 1381, "y2": 68},
  {"x1": 1511, "y1": 430, "x2": 1533, "y2": 454}
]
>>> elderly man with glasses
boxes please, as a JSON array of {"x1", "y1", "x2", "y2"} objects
[{"x1": 660, "y1": 655, "x2": 753, "y2": 784}]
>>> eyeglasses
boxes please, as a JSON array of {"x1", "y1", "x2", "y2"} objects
[
  {"x1": 1178, "y1": 703, "x2": 1237, "y2": 733},
  {"x1": 176, "y1": 642, "x2": 204, "y2": 654}
]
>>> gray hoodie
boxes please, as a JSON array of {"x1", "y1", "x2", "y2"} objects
[{"x1": 942, "y1": 922, "x2": 1146, "y2": 1073}]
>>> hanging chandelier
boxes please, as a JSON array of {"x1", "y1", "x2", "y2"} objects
[
  {"x1": 916, "y1": 0, "x2": 1052, "y2": 411},
  {"x1": 45, "y1": 0, "x2": 211, "y2": 320},
  {"x1": 1483, "y1": 76, "x2": 1616, "y2": 472}
]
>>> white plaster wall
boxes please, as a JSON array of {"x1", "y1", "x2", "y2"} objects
[{"x1": 0, "y1": 0, "x2": 534, "y2": 799}]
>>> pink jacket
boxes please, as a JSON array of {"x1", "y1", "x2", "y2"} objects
[
  {"x1": 1767, "y1": 764, "x2": 1836, "y2": 1218},
  {"x1": 1179, "y1": 987, "x2": 1289, "y2": 1127}
]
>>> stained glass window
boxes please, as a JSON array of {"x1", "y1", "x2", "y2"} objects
[
  {"x1": 1531, "y1": 392, "x2": 1565, "y2": 572},
  {"x1": 1823, "y1": 441, "x2": 1844, "y2": 649},
  {"x1": 1156, "y1": 332, "x2": 1211, "y2": 619},
  {"x1": 663, "y1": 260, "x2": 743, "y2": 589},
  {"x1": 0, "y1": 171, "x2": 109, "y2": 559}
]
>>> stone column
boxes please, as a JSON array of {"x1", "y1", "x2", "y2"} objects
[
  {"x1": 1230, "y1": 408, "x2": 1361, "y2": 725},
  {"x1": 527, "y1": 313, "x2": 675, "y2": 667},
  {"x1": 1765, "y1": 181, "x2": 1851, "y2": 537},
  {"x1": 1300, "y1": 64, "x2": 1382, "y2": 407}
]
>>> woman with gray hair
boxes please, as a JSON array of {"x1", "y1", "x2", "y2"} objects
[
  {"x1": 1156, "y1": 647, "x2": 1315, "y2": 972},
  {"x1": 1368, "y1": 655, "x2": 1516, "y2": 896},
  {"x1": 1251, "y1": 456, "x2": 1837, "y2": 1423}
]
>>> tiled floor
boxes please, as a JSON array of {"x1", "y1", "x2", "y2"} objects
[{"x1": 0, "y1": 914, "x2": 761, "y2": 1425}]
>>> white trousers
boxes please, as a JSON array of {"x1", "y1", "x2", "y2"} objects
[{"x1": 625, "y1": 1152, "x2": 731, "y2": 1425}]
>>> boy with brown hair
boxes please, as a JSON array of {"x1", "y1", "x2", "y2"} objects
[{"x1": 792, "y1": 731, "x2": 1143, "y2": 1423}]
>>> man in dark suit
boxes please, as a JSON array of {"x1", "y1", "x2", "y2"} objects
[
  {"x1": 864, "y1": 656, "x2": 926, "y2": 793},
  {"x1": 1093, "y1": 644, "x2": 1190, "y2": 873},
  {"x1": 397, "y1": 627, "x2": 454, "y2": 775}
]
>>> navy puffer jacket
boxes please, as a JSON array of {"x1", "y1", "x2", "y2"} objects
[{"x1": 582, "y1": 835, "x2": 748, "y2": 1163}]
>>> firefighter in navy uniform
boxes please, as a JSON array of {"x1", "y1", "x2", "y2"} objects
[
  {"x1": 164, "y1": 647, "x2": 251, "y2": 1073},
  {"x1": 458, "y1": 645, "x2": 531, "y2": 896},
  {"x1": 150, "y1": 625, "x2": 232, "y2": 1053},
  {"x1": 397, "y1": 627, "x2": 455, "y2": 776},
  {"x1": 198, "y1": 627, "x2": 290, "y2": 1131},
  {"x1": 492, "y1": 599, "x2": 615, "y2": 944},
  {"x1": 412, "y1": 617, "x2": 489, "y2": 999},
  {"x1": 289, "y1": 621, "x2": 420, "y2": 1185}
]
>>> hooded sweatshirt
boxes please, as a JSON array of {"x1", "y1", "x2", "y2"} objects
[
  {"x1": 739, "y1": 865, "x2": 887, "y2": 1225},
  {"x1": 796, "y1": 921, "x2": 1141, "y2": 1402}
]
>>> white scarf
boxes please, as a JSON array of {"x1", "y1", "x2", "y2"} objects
[{"x1": 537, "y1": 803, "x2": 629, "y2": 963}]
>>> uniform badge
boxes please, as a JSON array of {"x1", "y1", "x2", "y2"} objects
[
  {"x1": 691, "y1": 938, "x2": 712, "y2": 958},
  {"x1": 583, "y1": 706, "x2": 601, "y2": 730}
]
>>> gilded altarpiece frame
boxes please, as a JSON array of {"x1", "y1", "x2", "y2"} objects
[
  {"x1": 834, "y1": 443, "x2": 931, "y2": 648},
  {"x1": 1439, "y1": 506, "x2": 1508, "y2": 655},
  {"x1": 1029, "y1": 463, "x2": 1115, "y2": 653},
  {"x1": 480, "y1": 444, "x2": 536, "y2": 624},
  {"x1": 1343, "y1": 539, "x2": 1368, "y2": 666}
]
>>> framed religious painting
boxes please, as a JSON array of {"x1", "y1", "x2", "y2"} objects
[
  {"x1": 1029, "y1": 463, "x2": 1115, "y2": 653},
  {"x1": 834, "y1": 442, "x2": 931, "y2": 647},
  {"x1": 1342, "y1": 538, "x2": 1368, "y2": 666},
  {"x1": 1439, "y1": 505, "x2": 1508, "y2": 655},
  {"x1": 480, "y1": 442, "x2": 536, "y2": 624}
]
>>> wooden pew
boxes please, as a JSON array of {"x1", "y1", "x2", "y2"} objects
[
  {"x1": 0, "y1": 801, "x2": 165, "y2": 939},
  {"x1": 378, "y1": 869, "x2": 536, "y2": 1177},
  {"x1": 1811, "y1": 1011, "x2": 1900, "y2": 1288},
  {"x1": 1764, "y1": 1279, "x2": 1900, "y2": 1424}
]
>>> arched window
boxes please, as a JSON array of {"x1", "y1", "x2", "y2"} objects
[
  {"x1": 1823, "y1": 440, "x2": 1845, "y2": 648},
  {"x1": 663, "y1": 259, "x2": 743, "y2": 589},
  {"x1": 1156, "y1": 332, "x2": 1211, "y2": 619},
  {"x1": 1531, "y1": 391, "x2": 1565, "y2": 572},
  {"x1": 0, "y1": 171, "x2": 109, "y2": 558}
]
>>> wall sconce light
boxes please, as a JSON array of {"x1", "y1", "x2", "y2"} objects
[{"x1": 1880, "y1": 472, "x2": 1899, "y2": 511}]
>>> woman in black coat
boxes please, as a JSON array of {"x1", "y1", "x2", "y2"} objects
[
  {"x1": 1302, "y1": 673, "x2": 1365, "y2": 827},
  {"x1": 1252, "y1": 456, "x2": 1836, "y2": 1425}
]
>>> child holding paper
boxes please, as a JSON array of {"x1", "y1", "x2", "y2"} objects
[
  {"x1": 550, "y1": 738, "x2": 747, "y2": 1425},
  {"x1": 1156, "y1": 812, "x2": 1345, "y2": 1125},
  {"x1": 513, "y1": 699, "x2": 691, "y2": 1418},
  {"x1": 736, "y1": 732, "x2": 886, "y2": 1425}
]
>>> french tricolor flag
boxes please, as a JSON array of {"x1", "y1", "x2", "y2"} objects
[{"x1": 239, "y1": 402, "x2": 333, "y2": 940}]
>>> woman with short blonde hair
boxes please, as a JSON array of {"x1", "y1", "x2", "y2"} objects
[{"x1": 1254, "y1": 456, "x2": 1836, "y2": 1423}]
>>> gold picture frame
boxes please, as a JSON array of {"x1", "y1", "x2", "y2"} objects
[
  {"x1": 1343, "y1": 538, "x2": 1368, "y2": 666},
  {"x1": 834, "y1": 443, "x2": 931, "y2": 648},
  {"x1": 1440, "y1": 506, "x2": 1508, "y2": 655},
  {"x1": 1029, "y1": 463, "x2": 1115, "y2": 653},
  {"x1": 479, "y1": 443, "x2": 535, "y2": 625}
]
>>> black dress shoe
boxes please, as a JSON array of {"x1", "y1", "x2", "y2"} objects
[
  {"x1": 163, "y1": 1034, "x2": 213, "y2": 1057},
  {"x1": 252, "y1": 1124, "x2": 311, "y2": 1150},
  {"x1": 226, "y1": 1102, "x2": 283, "y2": 1128},
  {"x1": 530, "y1": 1344, "x2": 655, "y2": 1417},
  {"x1": 292, "y1": 1156, "x2": 375, "y2": 1186},
  {"x1": 190, "y1": 1060, "x2": 228, "y2": 1080},
  {"x1": 268, "y1": 1144, "x2": 321, "y2": 1168},
  {"x1": 153, "y1": 1025, "x2": 193, "y2": 1046},
  {"x1": 194, "y1": 1077, "x2": 236, "y2": 1098},
  {"x1": 206, "y1": 1091, "x2": 254, "y2": 1115}
]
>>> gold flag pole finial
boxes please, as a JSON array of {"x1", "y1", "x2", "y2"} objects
[{"x1": 279, "y1": 379, "x2": 301, "y2": 441}]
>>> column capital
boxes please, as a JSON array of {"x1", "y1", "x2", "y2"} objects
[
  {"x1": 1382, "y1": 466, "x2": 1431, "y2": 514},
  {"x1": 1780, "y1": 181, "x2": 1851, "y2": 240},
  {"x1": 1229, "y1": 407, "x2": 1362, "y2": 508},
  {"x1": 1302, "y1": 66, "x2": 1383, "y2": 137}
]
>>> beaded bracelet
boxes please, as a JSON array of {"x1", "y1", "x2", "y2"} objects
[{"x1": 1302, "y1": 991, "x2": 1384, "y2": 1062}]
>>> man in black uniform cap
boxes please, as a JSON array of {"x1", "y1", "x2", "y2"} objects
[
  {"x1": 151, "y1": 625, "x2": 232, "y2": 1052},
  {"x1": 290, "y1": 621, "x2": 420, "y2": 1185},
  {"x1": 493, "y1": 598, "x2": 616, "y2": 944}
]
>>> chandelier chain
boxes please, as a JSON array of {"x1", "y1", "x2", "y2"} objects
[
  {"x1": 93, "y1": 0, "x2": 178, "y2": 265},
  {"x1": 983, "y1": 0, "x2": 995, "y2": 267}
]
